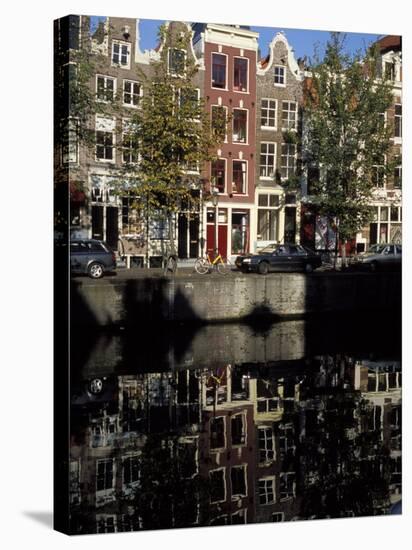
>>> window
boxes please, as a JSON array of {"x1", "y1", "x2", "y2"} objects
[
  {"x1": 307, "y1": 165, "x2": 320, "y2": 195},
  {"x1": 282, "y1": 101, "x2": 298, "y2": 130},
  {"x1": 394, "y1": 166, "x2": 402, "y2": 188},
  {"x1": 210, "y1": 417, "x2": 225, "y2": 449},
  {"x1": 231, "y1": 414, "x2": 246, "y2": 445},
  {"x1": 259, "y1": 477, "x2": 275, "y2": 505},
  {"x1": 372, "y1": 156, "x2": 385, "y2": 187},
  {"x1": 257, "y1": 397, "x2": 280, "y2": 413},
  {"x1": 274, "y1": 65, "x2": 285, "y2": 85},
  {"x1": 232, "y1": 160, "x2": 247, "y2": 194},
  {"x1": 272, "y1": 513, "x2": 284, "y2": 522},
  {"x1": 96, "y1": 75, "x2": 115, "y2": 102},
  {"x1": 231, "y1": 465, "x2": 247, "y2": 497},
  {"x1": 96, "y1": 515, "x2": 117, "y2": 534},
  {"x1": 258, "y1": 194, "x2": 280, "y2": 241},
  {"x1": 123, "y1": 456, "x2": 139, "y2": 485},
  {"x1": 281, "y1": 144, "x2": 297, "y2": 179},
  {"x1": 123, "y1": 80, "x2": 142, "y2": 107},
  {"x1": 212, "y1": 53, "x2": 227, "y2": 89},
  {"x1": 96, "y1": 131, "x2": 114, "y2": 161},
  {"x1": 168, "y1": 48, "x2": 186, "y2": 75},
  {"x1": 385, "y1": 61, "x2": 395, "y2": 81},
  {"x1": 280, "y1": 472, "x2": 295, "y2": 500},
  {"x1": 211, "y1": 105, "x2": 227, "y2": 140},
  {"x1": 122, "y1": 133, "x2": 138, "y2": 164},
  {"x1": 261, "y1": 99, "x2": 277, "y2": 129},
  {"x1": 279, "y1": 423, "x2": 295, "y2": 456},
  {"x1": 260, "y1": 142, "x2": 276, "y2": 178},
  {"x1": 234, "y1": 57, "x2": 248, "y2": 92},
  {"x1": 95, "y1": 117, "x2": 115, "y2": 162},
  {"x1": 232, "y1": 109, "x2": 247, "y2": 143},
  {"x1": 112, "y1": 41, "x2": 130, "y2": 68},
  {"x1": 211, "y1": 159, "x2": 226, "y2": 193},
  {"x1": 210, "y1": 468, "x2": 226, "y2": 503},
  {"x1": 96, "y1": 459, "x2": 114, "y2": 492},
  {"x1": 258, "y1": 427, "x2": 275, "y2": 463},
  {"x1": 122, "y1": 194, "x2": 142, "y2": 235},
  {"x1": 179, "y1": 88, "x2": 200, "y2": 117},
  {"x1": 394, "y1": 104, "x2": 402, "y2": 138}
]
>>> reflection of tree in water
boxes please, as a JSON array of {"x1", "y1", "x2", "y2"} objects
[
  {"x1": 122, "y1": 434, "x2": 211, "y2": 530},
  {"x1": 298, "y1": 360, "x2": 392, "y2": 519}
]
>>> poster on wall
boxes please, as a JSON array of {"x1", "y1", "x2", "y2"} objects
[{"x1": 54, "y1": 14, "x2": 402, "y2": 536}]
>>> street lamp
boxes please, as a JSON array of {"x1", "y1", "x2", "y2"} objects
[{"x1": 211, "y1": 185, "x2": 219, "y2": 257}]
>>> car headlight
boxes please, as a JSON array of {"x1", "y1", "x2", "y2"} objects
[{"x1": 243, "y1": 258, "x2": 251, "y2": 263}]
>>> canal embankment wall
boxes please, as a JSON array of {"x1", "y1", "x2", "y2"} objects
[{"x1": 71, "y1": 271, "x2": 401, "y2": 327}]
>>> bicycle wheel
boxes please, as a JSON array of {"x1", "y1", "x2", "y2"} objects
[
  {"x1": 217, "y1": 260, "x2": 229, "y2": 275},
  {"x1": 195, "y1": 258, "x2": 210, "y2": 275}
]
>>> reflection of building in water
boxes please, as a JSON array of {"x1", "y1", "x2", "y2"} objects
[
  {"x1": 354, "y1": 360, "x2": 402, "y2": 504},
  {"x1": 69, "y1": 356, "x2": 401, "y2": 534}
]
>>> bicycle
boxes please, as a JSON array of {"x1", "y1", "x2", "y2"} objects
[{"x1": 194, "y1": 249, "x2": 231, "y2": 275}]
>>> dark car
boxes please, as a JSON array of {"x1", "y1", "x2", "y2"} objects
[
  {"x1": 352, "y1": 243, "x2": 402, "y2": 272},
  {"x1": 235, "y1": 243, "x2": 322, "y2": 275},
  {"x1": 70, "y1": 239, "x2": 116, "y2": 279}
]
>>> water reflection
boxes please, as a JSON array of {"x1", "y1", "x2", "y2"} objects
[{"x1": 69, "y1": 323, "x2": 402, "y2": 534}]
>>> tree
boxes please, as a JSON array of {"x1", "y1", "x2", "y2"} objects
[
  {"x1": 114, "y1": 23, "x2": 227, "y2": 261},
  {"x1": 303, "y1": 33, "x2": 397, "y2": 264}
]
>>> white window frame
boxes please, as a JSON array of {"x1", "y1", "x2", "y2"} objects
[
  {"x1": 257, "y1": 193, "x2": 281, "y2": 242},
  {"x1": 261, "y1": 98, "x2": 277, "y2": 130},
  {"x1": 394, "y1": 103, "x2": 402, "y2": 140},
  {"x1": 231, "y1": 464, "x2": 248, "y2": 499},
  {"x1": 281, "y1": 143, "x2": 297, "y2": 180},
  {"x1": 96, "y1": 74, "x2": 116, "y2": 103},
  {"x1": 96, "y1": 514, "x2": 118, "y2": 534},
  {"x1": 260, "y1": 142, "x2": 276, "y2": 180},
  {"x1": 372, "y1": 155, "x2": 386, "y2": 188},
  {"x1": 111, "y1": 40, "x2": 131, "y2": 69},
  {"x1": 279, "y1": 472, "x2": 296, "y2": 500},
  {"x1": 231, "y1": 412, "x2": 247, "y2": 446},
  {"x1": 258, "y1": 476, "x2": 276, "y2": 505},
  {"x1": 274, "y1": 65, "x2": 286, "y2": 86},
  {"x1": 233, "y1": 56, "x2": 249, "y2": 93},
  {"x1": 123, "y1": 79, "x2": 142, "y2": 107},
  {"x1": 95, "y1": 116, "x2": 116, "y2": 163},
  {"x1": 281, "y1": 101, "x2": 298, "y2": 131},
  {"x1": 211, "y1": 157, "x2": 227, "y2": 194},
  {"x1": 211, "y1": 52, "x2": 228, "y2": 91},
  {"x1": 272, "y1": 512, "x2": 285, "y2": 522},
  {"x1": 232, "y1": 108, "x2": 248, "y2": 144},
  {"x1": 210, "y1": 467, "x2": 227, "y2": 503},
  {"x1": 96, "y1": 458, "x2": 115, "y2": 503},
  {"x1": 210, "y1": 415, "x2": 226, "y2": 451},
  {"x1": 394, "y1": 165, "x2": 402, "y2": 188},
  {"x1": 122, "y1": 119, "x2": 139, "y2": 165},
  {"x1": 258, "y1": 426, "x2": 276, "y2": 464},
  {"x1": 122, "y1": 454, "x2": 140, "y2": 489},
  {"x1": 231, "y1": 159, "x2": 247, "y2": 195}
]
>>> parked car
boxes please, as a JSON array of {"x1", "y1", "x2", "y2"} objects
[
  {"x1": 235, "y1": 243, "x2": 322, "y2": 275},
  {"x1": 70, "y1": 239, "x2": 116, "y2": 279},
  {"x1": 352, "y1": 243, "x2": 402, "y2": 272}
]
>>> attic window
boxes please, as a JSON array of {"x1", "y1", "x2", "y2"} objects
[{"x1": 274, "y1": 65, "x2": 285, "y2": 86}]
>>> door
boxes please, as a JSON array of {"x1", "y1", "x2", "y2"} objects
[
  {"x1": 178, "y1": 213, "x2": 188, "y2": 258},
  {"x1": 284, "y1": 207, "x2": 296, "y2": 243},
  {"x1": 106, "y1": 207, "x2": 118, "y2": 250},
  {"x1": 92, "y1": 205, "x2": 104, "y2": 241},
  {"x1": 189, "y1": 215, "x2": 199, "y2": 258},
  {"x1": 206, "y1": 225, "x2": 227, "y2": 259}
]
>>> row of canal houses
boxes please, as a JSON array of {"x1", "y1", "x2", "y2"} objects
[
  {"x1": 69, "y1": 355, "x2": 401, "y2": 533},
  {"x1": 55, "y1": 16, "x2": 402, "y2": 266}
]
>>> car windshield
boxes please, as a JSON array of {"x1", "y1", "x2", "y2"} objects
[
  {"x1": 258, "y1": 244, "x2": 278, "y2": 254},
  {"x1": 367, "y1": 244, "x2": 386, "y2": 254}
]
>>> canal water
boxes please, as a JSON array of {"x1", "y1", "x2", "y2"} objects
[{"x1": 69, "y1": 314, "x2": 402, "y2": 534}]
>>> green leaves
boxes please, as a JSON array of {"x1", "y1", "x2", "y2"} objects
[{"x1": 304, "y1": 33, "x2": 395, "y2": 242}]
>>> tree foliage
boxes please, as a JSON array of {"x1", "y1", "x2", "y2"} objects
[
  {"x1": 115, "y1": 23, "x2": 227, "y2": 249},
  {"x1": 304, "y1": 33, "x2": 396, "y2": 243}
]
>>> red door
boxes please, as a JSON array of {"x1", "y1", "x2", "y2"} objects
[{"x1": 207, "y1": 225, "x2": 227, "y2": 259}]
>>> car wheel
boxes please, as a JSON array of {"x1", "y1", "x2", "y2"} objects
[
  {"x1": 305, "y1": 263, "x2": 314, "y2": 273},
  {"x1": 88, "y1": 262, "x2": 104, "y2": 279},
  {"x1": 258, "y1": 261, "x2": 269, "y2": 275}
]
